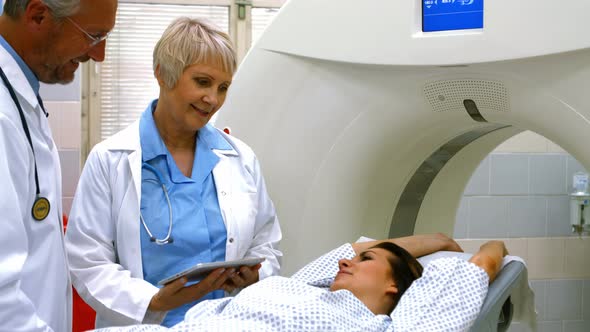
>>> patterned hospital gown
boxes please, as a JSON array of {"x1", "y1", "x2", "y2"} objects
[{"x1": 95, "y1": 244, "x2": 489, "y2": 332}]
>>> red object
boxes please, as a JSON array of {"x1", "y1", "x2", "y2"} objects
[
  {"x1": 72, "y1": 290, "x2": 96, "y2": 332},
  {"x1": 223, "y1": 127, "x2": 231, "y2": 135},
  {"x1": 64, "y1": 214, "x2": 97, "y2": 331}
]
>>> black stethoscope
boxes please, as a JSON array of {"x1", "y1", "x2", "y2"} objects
[{"x1": 0, "y1": 66, "x2": 50, "y2": 221}]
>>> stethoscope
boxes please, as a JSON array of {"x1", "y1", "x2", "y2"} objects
[
  {"x1": 140, "y1": 163, "x2": 174, "y2": 245},
  {"x1": 0, "y1": 66, "x2": 50, "y2": 222}
]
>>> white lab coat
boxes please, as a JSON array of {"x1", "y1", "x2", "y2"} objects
[
  {"x1": 65, "y1": 120, "x2": 282, "y2": 328},
  {"x1": 0, "y1": 46, "x2": 71, "y2": 331}
]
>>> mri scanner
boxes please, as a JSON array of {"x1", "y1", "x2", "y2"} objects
[{"x1": 216, "y1": 0, "x2": 588, "y2": 328}]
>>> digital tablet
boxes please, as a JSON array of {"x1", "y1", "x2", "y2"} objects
[{"x1": 158, "y1": 257, "x2": 265, "y2": 286}]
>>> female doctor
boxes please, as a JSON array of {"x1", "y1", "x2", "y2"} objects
[{"x1": 65, "y1": 17, "x2": 282, "y2": 328}]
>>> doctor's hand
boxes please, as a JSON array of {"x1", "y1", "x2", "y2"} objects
[
  {"x1": 221, "y1": 263, "x2": 262, "y2": 293},
  {"x1": 148, "y1": 268, "x2": 233, "y2": 312}
]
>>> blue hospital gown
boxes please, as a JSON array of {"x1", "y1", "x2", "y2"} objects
[{"x1": 95, "y1": 244, "x2": 489, "y2": 332}]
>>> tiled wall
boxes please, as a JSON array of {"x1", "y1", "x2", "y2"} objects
[
  {"x1": 456, "y1": 131, "x2": 590, "y2": 332},
  {"x1": 454, "y1": 154, "x2": 586, "y2": 239},
  {"x1": 40, "y1": 76, "x2": 82, "y2": 217},
  {"x1": 507, "y1": 279, "x2": 590, "y2": 332}
]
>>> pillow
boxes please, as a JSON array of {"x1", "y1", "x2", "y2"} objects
[{"x1": 417, "y1": 251, "x2": 473, "y2": 266}]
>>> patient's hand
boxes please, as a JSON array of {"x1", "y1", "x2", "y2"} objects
[
  {"x1": 353, "y1": 233, "x2": 464, "y2": 258},
  {"x1": 432, "y1": 232, "x2": 463, "y2": 252},
  {"x1": 221, "y1": 263, "x2": 262, "y2": 293},
  {"x1": 468, "y1": 240, "x2": 508, "y2": 283},
  {"x1": 408, "y1": 232, "x2": 464, "y2": 257}
]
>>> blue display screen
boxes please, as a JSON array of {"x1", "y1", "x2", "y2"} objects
[{"x1": 422, "y1": 0, "x2": 484, "y2": 32}]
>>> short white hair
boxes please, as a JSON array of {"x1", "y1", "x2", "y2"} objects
[
  {"x1": 153, "y1": 17, "x2": 237, "y2": 89},
  {"x1": 4, "y1": 0, "x2": 80, "y2": 19}
]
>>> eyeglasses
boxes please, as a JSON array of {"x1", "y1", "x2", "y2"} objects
[{"x1": 65, "y1": 17, "x2": 109, "y2": 48}]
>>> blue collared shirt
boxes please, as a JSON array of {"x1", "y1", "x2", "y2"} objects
[
  {"x1": 0, "y1": 35, "x2": 40, "y2": 95},
  {"x1": 139, "y1": 100, "x2": 232, "y2": 326}
]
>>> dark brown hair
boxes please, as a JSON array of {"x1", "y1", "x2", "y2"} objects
[{"x1": 370, "y1": 242, "x2": 423, "y2": 310}]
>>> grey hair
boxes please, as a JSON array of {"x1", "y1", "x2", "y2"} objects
[
  {"x1": 4, "y1": 0, "x2": 81, "y2": 19},
  {"x1": 153, "y1": 17, "x2": 237, "y2": 89}
]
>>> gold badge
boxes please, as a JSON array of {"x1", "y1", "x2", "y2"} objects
[{"x1": 32, "y1": 197, "x2": 50, "y2": 221}]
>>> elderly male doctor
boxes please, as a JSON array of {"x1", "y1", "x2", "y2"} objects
[{"x1": 0, "y1": 0, "x2": 117, "y2": 331}]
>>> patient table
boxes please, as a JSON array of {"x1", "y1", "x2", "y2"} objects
[{"x1": 418, "y1": 252, "x2": 533, "y2": 332}]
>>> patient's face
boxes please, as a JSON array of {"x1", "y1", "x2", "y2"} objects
[{"x1": 330, "y1": 248, "x2": 397, "y2": 300}]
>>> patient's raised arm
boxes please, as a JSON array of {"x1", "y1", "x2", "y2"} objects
[
  {"x1": 351, "y1": 233, "x2": 463, "y2": 258},
  {"x1": 468, "y1": 240, "x2": 508, "y2": 283}
]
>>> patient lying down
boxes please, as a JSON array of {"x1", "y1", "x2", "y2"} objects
[{"x1": 95, "y1": 234, "x2": 507, "y2": 332}]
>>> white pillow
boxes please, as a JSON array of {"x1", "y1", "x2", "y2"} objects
[{"x1": 417, "y1": 251, "x2": 473, "y2": 266}]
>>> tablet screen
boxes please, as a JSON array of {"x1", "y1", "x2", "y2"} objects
[{"x1": 158, "y1": 257, "x2": 265, "y2": 286}]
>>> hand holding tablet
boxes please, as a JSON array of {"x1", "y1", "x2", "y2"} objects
[{"x1": 158, "y1": 257, "x2": 265, "y2": 286}]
